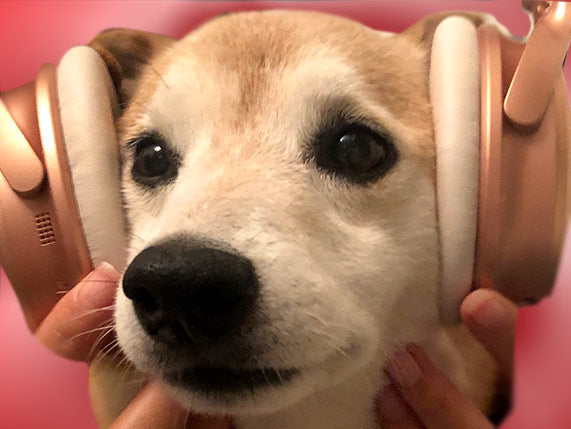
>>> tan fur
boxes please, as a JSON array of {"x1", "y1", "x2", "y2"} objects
[
  {"x1": 120, "y1": 12, "x2": 434, "y2": 162},
  {"x1": 88, "y1": 10, "x2": 499, "y2": 428}
]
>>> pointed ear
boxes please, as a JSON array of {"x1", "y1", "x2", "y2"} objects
[
  {"x1": 89, "y1": 29, "x2": 175, "y2": 105},
  {"x1": 402, "y1": 12, "x2": 488, "y2": 53}
]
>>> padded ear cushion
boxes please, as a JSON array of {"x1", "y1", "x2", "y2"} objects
[
  {"x1": 57, "y1": 46, "x2": 128, "y2": 271},
  {"x1": 430, "y1": 17, "x2": 480, "y2": 324}
]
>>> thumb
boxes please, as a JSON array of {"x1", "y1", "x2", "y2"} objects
[
  {"x1": 460, "y1": 289, "x2": 517, "y2": 376},
  {"x1": 111, "y1": 381, "x2": 232, "y2": 429}
]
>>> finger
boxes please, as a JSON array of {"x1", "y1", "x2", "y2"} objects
[
  {"x1": 35, "y1": 262, "x2": 119, "y2": 362},
  {"x1": 376, "y1": 383, "x2": 424, "y2": 429},
  {"x1": 385, "y1": 344, "x2": 494, "y2": 429},
  {"x1": 110, "y1": 381, "x2": 185, "y2": 429},
  {"x1": 110, "y1": 381, "x2": 231, "y2": 429},
  {"x1": 460, "y1": 289, "x2": 517, "y2": 375}
]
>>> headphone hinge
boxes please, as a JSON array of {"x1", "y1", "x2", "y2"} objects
[
  {"x1": 504, "y1": 1, "x2": 571, "y2": 126},
  {"x1": 0, "y1": 97, "x2": 45, "y2": 196}
]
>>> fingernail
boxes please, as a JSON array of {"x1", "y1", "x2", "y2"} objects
[
  {"x1": 462, "y1": 290, "x2": 504, "y2": 329},
  {"x1": 378, "y1": 384, "x2": 408, "y2": 421},
  {"x1": 95, "y1": 261, "x2": 120, "y2": 281},
  {"x1": 385, "y1": 347, "x2": 423, "y2": 387}
]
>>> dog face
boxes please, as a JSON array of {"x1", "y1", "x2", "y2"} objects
[{"x1": 104, "y1": 10, "x2": 441, "y2": 415}]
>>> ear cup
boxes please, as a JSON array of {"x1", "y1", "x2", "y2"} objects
[
  {"x1": 430, "y1": 17, "x2": 481, "y2": 324},
  {"x1": 57, "y1": 46, "x2": 128, "y2": 270}
]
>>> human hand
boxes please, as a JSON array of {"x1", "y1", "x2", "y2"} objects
[
  {"x1": 377, "y1": 289, "x2": 517, "y2": 428},
  {"x1": 34, "y1": 263, "x2": 231, "y2": 429}
]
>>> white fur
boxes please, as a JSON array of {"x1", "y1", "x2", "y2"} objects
[
  {"x1": 57, "y1": 47, "x2": 128, "y2": 270},
  {"x1": 430, "y1": 17, "x2": 480, "y2": 324}
]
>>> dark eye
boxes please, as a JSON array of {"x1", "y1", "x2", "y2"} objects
[
  {"x1": 130, "y1": 132, "x2": 179, "y2": 187},
  {"x1": 310, "y1": 124, "x2": 397, "y2": 184}
]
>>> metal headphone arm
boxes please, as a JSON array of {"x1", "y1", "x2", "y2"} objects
[
  {"x1": 506, "y1": 1, "x2": 571, "y2": 126},
  {"x1": 0, "y1": 96, "x2": 45, "y2": 196}
]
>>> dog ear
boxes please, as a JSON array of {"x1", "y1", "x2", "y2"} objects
[
  {"x1": 402, "y1": 12, "x2": 488, "y2": 52},
  {"x1": 89, "y1": 29, "x2": 175, "y2": 105}
]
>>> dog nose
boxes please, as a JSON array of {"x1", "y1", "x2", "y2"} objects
[{"x1": 122, "y1": 241, "x2": 259, "y2": 343}]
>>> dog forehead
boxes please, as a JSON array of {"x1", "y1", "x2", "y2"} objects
[
  {"x1": 161, "y1": 10, "x2": 383, "y2": 113},
  {"x1": 123, "y1": 11, "x2": 434, "y2": 158},
  {"x1": 172, "y1": 11, "x2": 428, "y2": 90},
  {"x1": 177, "y1": 10, "x2": 378, "y2": 65}
]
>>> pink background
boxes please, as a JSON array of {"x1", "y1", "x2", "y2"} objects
[{"x1": 0, "y1": 1, "x2": 570, "y2": 428}]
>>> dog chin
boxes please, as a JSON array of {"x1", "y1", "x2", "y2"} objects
[
  {"x1": 157, "y1": 342, "x2": 374, "y2": 416},
  {"x1": 161, "y1": 370, "x2": 312, "y2": 415},
  {"x1": 161, "y1": 365, "x2": 343, "y2": 415}
]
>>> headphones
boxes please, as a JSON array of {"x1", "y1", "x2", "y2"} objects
[{"x1": 0, "y1": 1, "x2": 570, "y2": 330}]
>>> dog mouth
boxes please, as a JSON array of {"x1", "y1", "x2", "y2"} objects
[{"x1": 165, "y1": 365, "x2": 300, "y2": 393}]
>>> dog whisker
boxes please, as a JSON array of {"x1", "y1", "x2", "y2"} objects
[
  {"x1": 296, "y1": 308, "x2": 356, "y2": 334},
  {"x1": 105, "y1": 336, "x2": 120, "y2": 352},
  {"x1": 141, "y1": 57, "x2": 170, "y2": 90},
  {"x1": 71, "y1": 306, "x2": 115, "y2": 322},
  {"x1": 87, "y1": 334, "x2": 116, "y2": 363},
  {"x1": 307, "y1": 326, "x2": 348, "y2": 350},
  {"x1": 131, "y1": 233, "x2": 147, "y2": 245},
  {"x1": 54, "y1": 278, "x2": 117, "y2": 297},
  {"x1": 252, "y1": 354, "x2": 273, "y2": 388},
  {"x1": 92, "y1": 341, "x2": 122, "y2": 366},
  {"x1": 183, "y1": 410, "x2": 191, "y2": 429},
  {"x1": 79, "y1": 320, "x2": 115, "y2": 361},
  {"x1": 98, "y1": 336, "x2": 119, "y2": 353},
  {"x1": 117, "y1": 354, "x2": 137, "y2": 384},
  {"x1": 88, "y1": 329, "x2": 118, "y2": 363},
  {"x1": 78, "y1": 279, "x2": 119, "y2": 286},
  {"x1": 68, "y1": 324, "x2": 115, "y2": 342}
]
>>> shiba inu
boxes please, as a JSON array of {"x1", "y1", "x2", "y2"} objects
[{"x1": 89, "y1": 10, "x2": 505, "y2": 428}]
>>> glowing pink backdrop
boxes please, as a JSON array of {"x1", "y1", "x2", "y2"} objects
[{"x1": 0, "y1": 1, "x2": 569, "y2": 428}]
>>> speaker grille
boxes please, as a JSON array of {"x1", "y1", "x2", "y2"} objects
[{"x1": 35, "y1": 212, "x2": 56, "y2": 246}]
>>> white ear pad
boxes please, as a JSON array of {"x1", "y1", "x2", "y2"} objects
[
  {"x1": 57, "y1": 46, "x2": 128, "y2": 271},
  {"x1": 430, "y1": 17, "x2": 480, "y2": 324}
]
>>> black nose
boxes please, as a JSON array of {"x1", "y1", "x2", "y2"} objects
[{"x1": 122, "y1": 240, "x2": 259, "y2": 344}]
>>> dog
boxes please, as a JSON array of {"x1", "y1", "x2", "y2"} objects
[{"x1": 88, "y1": 10, "x2": 505, "y2": 428}]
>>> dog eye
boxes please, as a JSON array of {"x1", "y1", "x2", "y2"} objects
[
  {"x1": 335, "y1": 130, "x2": 384, "y2": 172},
  {"x1": 130, "y1": 132, "x2": 179, "y2": 187},
  {"x1": 310, "y1": 124, "x2": 398, "y2": 184}
]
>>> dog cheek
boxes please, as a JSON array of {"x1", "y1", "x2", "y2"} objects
[
  {"x1": 114, "y1": 289, "x2": 157, "y2": 372},
  {"x1": 257, "y1": 266, "x2": 376, "y2": 367}
]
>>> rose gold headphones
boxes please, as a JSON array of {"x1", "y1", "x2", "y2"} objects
[{"x1": 0, "y1": 1, "x2": 570, "y2": 329}]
